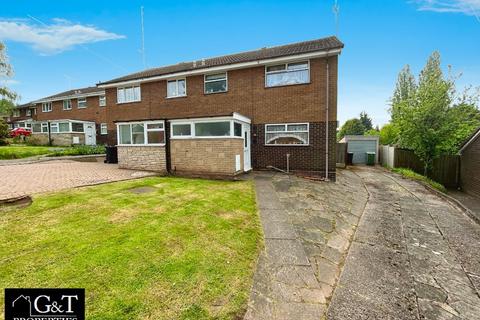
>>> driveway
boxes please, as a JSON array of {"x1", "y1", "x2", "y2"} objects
[
  {"x1": 246, "y1": 167, "x2": 480, "y2": 320},
  {"x1": 0, "y1": 159, "x2": 156, "y2": 200}
]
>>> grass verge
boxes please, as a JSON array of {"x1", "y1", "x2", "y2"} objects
[
  {"x1": 391, "y1": 167, "x2": 447, "y2": 193},
  {"x1": 0, "y1": 177, "x2": 262, "y2": 319},
  {"x1": 0, "y1": 145, "x2": 58, "y2": 159}
]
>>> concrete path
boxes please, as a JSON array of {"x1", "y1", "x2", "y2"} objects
[
  {"x1": 0, "y1": 160, "x2": 155, "y2": 200},
  {"x1": 328, "y1": 167, "x2": 480, "y2": 320},
  {"x1": 448, "y1": 190, "x2": 480, "y2": 224},
  {"x1": 244, "y1": 170, "x2": 368, "y2": 319}
]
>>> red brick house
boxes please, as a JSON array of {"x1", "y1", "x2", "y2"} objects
[
  {"x1": 459, "y1": 127, "x2": 480, "y2": 198},
  {"x1": 98, "y1": 36, "x2": 343, "y2": 179}
]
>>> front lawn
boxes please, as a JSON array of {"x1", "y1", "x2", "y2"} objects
[
  {"x1": 0, "y1": 177, "x2": 262, "y2": 319},
  {"x1": 0, "y1": 145, "x2": 57, "y2": 159}
]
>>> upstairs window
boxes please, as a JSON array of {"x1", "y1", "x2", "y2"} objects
[
  {"x1": 63, "y1": 99, "x2": 72, "y2": 110},
  {"x1": 117, "y1": 85, "x2": 141, "y2": 103},
  {"x1": 13, "y1": 109, "x2": 20, "y2": 117},
  {"x1": 99, "y1": 95, "x2": 106, "y2": 107},
  {"x1": 204, "y1": 73, "x2": 227, "y2": 94},
  {"x1": 265, "y1": 123, "x2": 309, "y2": 145},
  {"x1": 26, "y1": 109, "x2": 32, "y2": 116},
  {"x1": 42, "y1": 102, "x2": 52, "y2": 112},
  {"x1": 265, "y1": 61, "x2": 309, "y2": 87},
  {"x1": 167, "y1": 79, "x2": 186, "y2": 98},
  {"x1": 78, "y1": 98, "x2": 87, "y2": 108}
]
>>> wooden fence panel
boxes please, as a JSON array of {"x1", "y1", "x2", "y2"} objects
[
  {"x1": 394, "y1": 149, "x2": 424, "y2": 173},
  {"x1": 431, "y1": 155, "x2": 459, "y2": 188},
  {"x1": 336, "y1": 143, "x2": 347, "y2": 164}
]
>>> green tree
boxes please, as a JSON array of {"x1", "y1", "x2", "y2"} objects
[
  {"x1": 0, "y1": 41, "x2": 18, "y2": 116},
  {"x1": 0, "y1": 119, "x2": 9, "y2": 145},
  {"x1": 359, "y1": 111, "x2": 373, "y2": 131},
  {"x1": 390, "y1": 51, "x2": 479, "y2": 174},
  {"x1": 338, "y1": 118, "x2": 365, "y2": 140},
  {"x1": 378, "y1": 123, "x2": 399, "y2": 145}
]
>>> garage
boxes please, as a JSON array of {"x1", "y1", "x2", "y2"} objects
[{"x1": 340, "y1": 135, "x2": 379, "y2": 164}]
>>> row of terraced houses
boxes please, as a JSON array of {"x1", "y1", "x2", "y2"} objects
[{"x1": 5, "y1": 36, "x2": 343, "y2": 180}]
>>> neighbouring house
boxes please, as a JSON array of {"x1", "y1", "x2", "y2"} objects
[
  {"x1": 9, "y1": 87, "x2": 107, "y2": 146},
  {"x1": 339, "y1": 135, "x2": 379, "y2": 164},
  {"x1": 97, "y1": 36, "x2": 343, "y2": 179},
  {"x1": 459, "y1": 127, "x2": 480, "y2": 198}
]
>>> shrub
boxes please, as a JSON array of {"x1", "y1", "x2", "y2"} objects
[
  {"x1": 47, "y1": 145, "x2": 106, "y2": 157},
  {"x1": 0, "y1": 119, "x2": 10, "y2": 145},
  {"x1": 392, "y1": 167, "x2": 447, "y2": 193}
]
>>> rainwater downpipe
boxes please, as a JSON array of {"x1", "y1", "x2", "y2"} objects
[{"x1": 325, "y1": 52, "x2": 330, "y2": 181}]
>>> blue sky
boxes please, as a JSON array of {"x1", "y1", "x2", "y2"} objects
[{"x1": 1, "y1": 0, "x2": 479, "y2": 126}]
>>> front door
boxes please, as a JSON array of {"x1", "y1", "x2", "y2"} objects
[
  {"x1": 85, "y1": 124, "x2": 96, "y2": 145},
  {"x1": 243, "y1": 124, "x2": 251, "y2": 171}
]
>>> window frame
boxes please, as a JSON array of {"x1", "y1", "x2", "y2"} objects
[
  {"x1": 42, "y1": 102, "x2": 52, "y2": 113},
  {"x1": 117, "y1": 85, "x2": 142, "y2": 104},
  {"x1": 100, "y1": 123, "x2": 108, "y2": 135},
  {"x1": 264, "y1": 122, "x2": 310, "y2": 146},
  {"x1": 12, "y1": 109, "x2": 20, "y2": 117},
  {"x1": 116, "y1": 120, "x2": 165, "y2": 146},
  {"x1": 77, "y1": 97, "x2": 87, "y2": 109},
  {"x1": 170, "y1": 119, "x2": 246, "y2": 139},
  {"x1": 204, "y1": 72, "x2": 228, "y2": 94},
  {"x1": 166, "y1": 78, "x2": 187, "y2": 98},
  {"x1": 26, "y1": 109, "x2": 32, "y2": 117},
  {"x1": 265, "y1": 60, "x2": 310, "y2": 88},
  {"x1": 99, "y1": 95, "x2": 106, "y2": 107},
  {"x1": 63, "y1": 99, "x2": 72, "y2": 110}
]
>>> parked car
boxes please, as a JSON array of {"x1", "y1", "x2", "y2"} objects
[{"x1": 10, "y1": 127, "x2": 32, "y2": 138}]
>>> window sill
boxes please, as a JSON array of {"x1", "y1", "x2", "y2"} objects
[
  {"x1": 63, "y1": 109, "x2": 72, "y2": 111},
  {"x1": 264, "y1": 82, "x2": 311, "y2": 89},
  {"x1": 204, "y1": 90, "x2": 228, "y2": 95},
  {"x1": 77, "y1": 107, "x2": 87, "y2": 109},
  {"x1": 264, "y1": 144, "x2": 310, "y2": 147},
  {"x1": 116, "y1": 100, "x2": 142, "y2": 105},
  {"x1": 166, "y1": 95, "x2": 187, "y2": 99},
  {"x1": 117, "y1": 144, "x2": 166, "y2": 147}
]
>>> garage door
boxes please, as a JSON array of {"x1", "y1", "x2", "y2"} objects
[{"x1": 348, "y1": 140, "x2": 377, "y2": 164}]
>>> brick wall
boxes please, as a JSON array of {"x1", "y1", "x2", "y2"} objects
[
  {"x1": 118, "y1": 145, "x2": 167, "y2": 172},
  {"x1": 27, "y1": 133, "x2": 86, "y2": 146},
  {"x1": 170, "y1": 138, "x2": 244, "y2": 176},
  {"x1": 252, "y1": 121, "x2": 337, "y2": 180}
]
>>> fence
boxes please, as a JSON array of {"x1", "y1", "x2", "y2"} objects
[{"x1": 379, "y1": 146, "x2": 460, "y2": 188}]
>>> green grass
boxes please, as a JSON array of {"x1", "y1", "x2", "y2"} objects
[
  {"x1": 392, "y1": 167, "x2": 447, "y2": 193},
  {"x1": 46, "y1": 145, "x2": 106, "y2": 157},
  {"x1": 0, "y1": 177, "x2": 262, "y2": 320},
  {"x1": 0, "y1": 145, "x2": 59, "y2": 159}
]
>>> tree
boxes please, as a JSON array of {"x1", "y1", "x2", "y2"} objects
[
  {"x1": 378, "y1": 123, "x2": 399, "y2": 145},
  {"x1": 390, "y1": 51, "x2": 479, "y2": 174},
  {"x1": 338, "y1": 118, "x2": 365, "y2": 140},
  {"x1": 0, "y1": 119, "x2": 9, "y2": 145},
  {"x1": 359, "y1": 111, "x2": 373, "y2": 131},
  {"x1": 0, "y1": 41, "x2": 18, "y2": 116}
]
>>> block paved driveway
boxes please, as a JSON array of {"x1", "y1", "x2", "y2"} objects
[
  {"x1": 0, "y1": 160, "x2": 156, "y2": 200},
  {"x1": 246, "y1": 166, "x2": 480, "y2": 320}
]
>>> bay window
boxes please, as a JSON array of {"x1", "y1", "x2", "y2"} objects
[
  {"x1": 117, "y1": 85, "x2": 141, "y2": 103},
  {"x1": 265, "y1": 61, "x2": 309, "y2": 87},
  {"x1": 167, "y1": 79, "x2": 186, "y2": 98},
  {"x1": 117, "y1": 121, "x2": 165, "y2": 145},
  {"x1": 265, "y1": 123, "x2": 309, "y2": 145}
]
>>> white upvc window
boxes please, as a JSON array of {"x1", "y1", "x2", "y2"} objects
[
  {"x1": 50, "y1": 123, "x2": 59, "y2": 133},
  {"x1": 265, "y1": 61, "x2": 310, "y2": 87},
  {"x1": 78, "y1": 97, "x2": 87, "y2": 108},
  {"x1": 204, "y1": 73, "x2": 227, "y2": 94},
  {"x1": 26, "y1": 109, "x2": 32, "y2": 116},
  {"x1": 167, "y1": 78, "x2": 187, "y2": 98},
  {"x1": 170, "y1": 118, "x2": 248, "y2": 139},
  {"x1": 63, "y1": 99, "x2": 72, "y2": 110},
  {"x1": 117, "y1": 85, "x2": 141, "y2": 104},
  {"x1": 117, "y1": 120, "x2": 165, "y2": 145},
  {"x1": 265, "y1": 123, "x2": 309, "y2": 146},
  {"x1": 41, "y1": 122, "x2": 49, "y2": 133},
  {"x1": 99, "y1": 95, "x2": 106, "y2": 107},
  {"x1": 100, "y1": 123, "x2": 108, "y2": 135},
  {"x1": 42, "y1": 102, "x2": 52, "y2": 112},
  {"x1": 13, "y1": 109, "x2": 20, "y2": 117}
]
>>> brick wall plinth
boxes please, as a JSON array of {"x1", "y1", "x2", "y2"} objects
[
  {"x1": 171, "y1": 138, "x2": 244, "y2": 176},
  {"x1": 28, "y1": 133, "x2": 86, "y2": 146},
  {"x1": 118, "y1": 145, "x2": 167, "y2": 172}
]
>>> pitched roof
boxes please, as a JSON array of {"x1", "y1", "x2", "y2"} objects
[
  {"x1": 35, "y1": 86, "x2": 104, "y2": 102},
  {"x1": 459, "y1": 127, "x2": 480, "y2": 153},
  {"x1": 99, "y1": 36, "x2": 343, "y2": 86}
]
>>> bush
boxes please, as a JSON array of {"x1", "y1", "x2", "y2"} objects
[
  {"x1": 47, "y1": 145, "x2": 106, "y2": 157},
  {"x1": 0, "y1": 119, "x2": 10, "y2": 145},
  {"x1": 392, "y1": 168, "x2": 447, "y2": 193}
]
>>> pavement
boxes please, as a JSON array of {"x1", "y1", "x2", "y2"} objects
[
  {"x1": 245, "y1": 166, "x2": 480, "y2": 320},
  {"x1": 0, "y1": 159, "x2": 156, "y2": 200},
  {"x1": 448, "y1": 189, "x2": 480, "y2": 224},
  {"x1": 244, "y1": 170, "x2": 369, "y2": 319},
  {"x1": 328, "y1": 167, "x2": 480, "y2": 320}
]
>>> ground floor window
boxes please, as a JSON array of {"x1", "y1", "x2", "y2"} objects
[
  {"x1": 117, "y1": 120, "x2": 165, "y2": 145},
  {"x1": 170, "y1": 116, "x2": 248, "y2": 139},
  {"x1": 265, "y1": 123, "x2": 309, "y2": 145}
]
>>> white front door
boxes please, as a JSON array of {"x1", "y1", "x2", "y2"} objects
[
  {"x1": 85, "y1": 124, "x2": 96, "y2": 145},
  {"x1": 243, "y1": 124, "x2": 251, "y2": 171}
]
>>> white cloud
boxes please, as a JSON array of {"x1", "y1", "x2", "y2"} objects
[
  {"x1": 413, "y1": 0, "x2": 480, "y2": 20},
  {"x1": 0, "y1": 18, "x2": 125, "y2": 55},
  {"x1": 0, "y1": 79, "x2": 20, "y2": 85}
]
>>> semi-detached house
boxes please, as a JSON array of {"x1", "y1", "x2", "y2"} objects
[{"x1": 98, "y1": 36, "x2": 343, "y2": 180}]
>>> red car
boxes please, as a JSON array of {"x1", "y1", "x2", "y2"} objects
[{"x1": 10, "y1": 127, "x2": 32, "y2": 138}]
